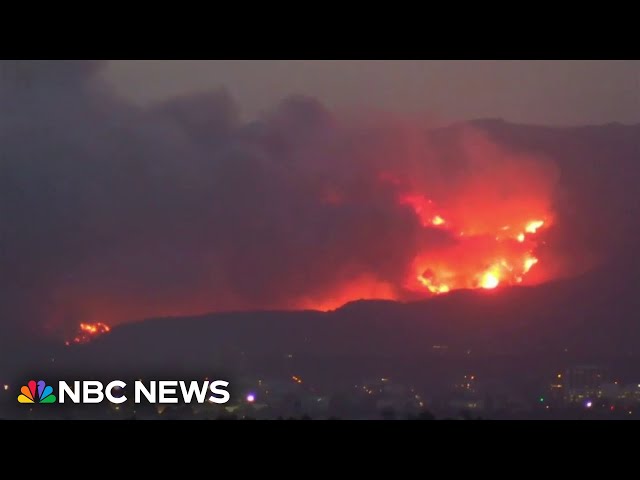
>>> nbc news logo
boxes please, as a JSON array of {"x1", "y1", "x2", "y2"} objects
[
  {"x1": 16, "y1": 379, "x2": 230, "y2": 405},
  {"x1": 17, "y1": 380, "x2": 56, "y2": 404}
]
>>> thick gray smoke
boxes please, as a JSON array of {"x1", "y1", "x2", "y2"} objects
[{"x1": 0, "y1": 61, "x2": 560, "y2": 339}]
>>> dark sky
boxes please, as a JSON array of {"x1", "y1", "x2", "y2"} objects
[{"x1": 106, "y1": 61, "x2": 640, "y2": 126}]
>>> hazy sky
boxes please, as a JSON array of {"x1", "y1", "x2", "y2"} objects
[{"x1": 104, "y1": 60, "x2": 640, "y2": 126}]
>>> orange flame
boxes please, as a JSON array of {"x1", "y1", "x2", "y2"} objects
[
  {"x1": 401, "y1": 188, "x2": 548, "y2": 295},
  {"x1": 432, "y1": 215, "x2": 446, "y2": 226},
  {"x1": 525, "y1": 220, "x2": 545, "y2": 234},
  {"x1": 480, "y1": 271, "x2": 500, "y2": 289},
  {"x1": 65, "y1": 322, "x2": 111, "y2": 346}
]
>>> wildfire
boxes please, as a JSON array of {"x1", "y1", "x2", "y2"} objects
[
  {"x1": 65, "y1": 322, "x2": 111, "y2": 346},
  {"x1": 398, "y1": 194, "x2": 439, "y2": 227},
  {"x1": 525, "y1": 220, "x2": 545, "y2": 234},
  {"x1": 399, "y1": 190, "x2": 549, "y2": 296},
  {"x1": 480, "y1": 271, "x2": 500, "y2": 289},
  {"x1": 432, "y1": 215, "x2": 446, "y2": 226},
  {"x1": 523, "y1": 255, "x2": 539, "y2": 274},
  {"x1": 417, "y1": 273, "x2": 451, "y2": 294}
]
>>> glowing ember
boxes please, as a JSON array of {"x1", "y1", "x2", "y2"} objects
[
  {"x1": 65, "y1": 322, "x2": 111, "y2": 346},
  {"x1": 517, "y1": 233, "x2": 526, "y2": 243}
]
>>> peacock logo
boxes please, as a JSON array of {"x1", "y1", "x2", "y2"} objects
[{"x1": 17, "y1": 380, "x2": 57, "y2": 404}]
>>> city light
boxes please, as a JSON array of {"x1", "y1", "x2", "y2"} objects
[
  {"x1": 3, "y1": 384, "x2": 8, "y2": 391},
  {"x1": 585, "y1": 401, "x2": 593, "y2": 408},
  {"x1": 246, "y1": 393, "x2": 256, "y2": 403}
]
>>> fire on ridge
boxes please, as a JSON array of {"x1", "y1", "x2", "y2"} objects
[
  {"x1": 65, "y1": 322, "x2": 111, "y2": 346},
  {"x1": 399, "y1": 192, "x2": 549, "y2": 294}
]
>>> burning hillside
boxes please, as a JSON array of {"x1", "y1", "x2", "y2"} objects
[
  {"x1": 0, "y1": 61, "x2": 568, "y2": 338},
  {"x1": 65, "y1": 322, "x2": 111, "y2": 346},
  {"x1": 402, "y1": 194, "x2": 547, "y2": 293}
]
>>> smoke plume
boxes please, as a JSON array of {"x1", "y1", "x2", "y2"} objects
[{"x1": 0, "y1": 61, "x2": 563, "y2": 339}]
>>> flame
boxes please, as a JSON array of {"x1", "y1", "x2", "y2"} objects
[
  {"x1": 417, "y1": 273, "x2": 450, "y2": 294},
  {"x1": 523, "y1": 255, "x2": 539, "y2": 274},
  {"x1": 401, "y1": 189, "x2": 550, "y2": 295},
  {"x1": 480, "y1": 271, "x2": 500, "y2": 289},
  {"x1": 65, "y1": 322, "x2": 111, "y2": 346},
  {"x1": 432, "y1": 215, "x2": 446, "y2": 226},
  {"x1": 48, "y1": 140, "x2": 557, "y2": 325},
  {"x1": 525, "y1": 220, "x2": 544, "y2": 234}
]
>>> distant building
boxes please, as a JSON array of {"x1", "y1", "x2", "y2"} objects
[
  {"x1": 564, "y1": 365, "x2": 606, "y2": 403},
  {"x1": 356, "y1": 378, "x2": 424, "y2": 417},
  {"x1": 609, "y1": 383, "x2": 640, "y2": 406}
]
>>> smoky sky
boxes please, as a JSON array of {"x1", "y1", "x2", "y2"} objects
[
  {"x1": 0, "y1": 60, "x2": 563, "y2": 339},
  {"x1": 106, "y1": 60, "x2": 640, "y2": 126}
]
